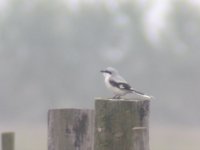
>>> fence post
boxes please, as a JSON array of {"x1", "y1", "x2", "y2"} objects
[
  {"x1": 48, "y1": 108, "x2": 94, "y2": 150},
  {"x1": 94, "y1": 98, "x2": 150, "y2": 150},
  {"x1": 1, "y1": 132, "x2": 15, "y2": 150}
]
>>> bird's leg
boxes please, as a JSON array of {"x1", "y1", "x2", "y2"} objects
[
  {"x1": 113, "y1": 95, "x2": 121, "y2": 99},
  {"x1": 112, "y1": 95, "x2": 117, "y2": 99},
  {"x1": 116, "y1": 95, "x2": 121, "y2": 99}
]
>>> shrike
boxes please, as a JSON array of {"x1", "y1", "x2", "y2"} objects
[{"x1": 100, "y1": 67, "x2": 151, "y2": 99}]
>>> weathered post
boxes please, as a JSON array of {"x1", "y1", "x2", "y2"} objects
[
  {"x1": 94, "y1": 98, "x2": 150, "y2": 150},
  {"x1": 1, "y1": 132, "x2": 15, "y2": 150},
  {"x1": 48, "y1": 108, "x2": 94, "y2": 150}
]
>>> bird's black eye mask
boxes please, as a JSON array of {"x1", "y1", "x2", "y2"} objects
[{"x1": 101, "y1": 70, "x2": 112, "y2": 74}]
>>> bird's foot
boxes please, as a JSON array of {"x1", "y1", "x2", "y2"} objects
[{"x1": 113, "y1": 95, "x2": 121, "y2": 99}]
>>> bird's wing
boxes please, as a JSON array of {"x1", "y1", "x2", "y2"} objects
[
  {"x1": 110, "y1": 75, "x2": 145, "y2": 95},
  {"x1": 109, "y1": 79, "x2": 133, "y2": 91}
]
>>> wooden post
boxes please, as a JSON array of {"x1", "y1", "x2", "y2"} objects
[
  {"x1": 48, "y1": 108, "x2": 94, "y2": 150},
  {"x1": 94, "y1": 98, "x2": 150, "y2": 150},
  {"x1": 1, "y1": 132, "x2": 15, "y2": 150}
]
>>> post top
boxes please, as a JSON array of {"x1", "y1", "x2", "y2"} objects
[
  {"x1": 48, "y1": 108, "x2": 94, "y2": 112},
  {"x1": 95, "y1": 97, "x2": 151, "y2": 102},
  {"x1": 2, "y1": 132, "x2": 15, "y2": 135}
]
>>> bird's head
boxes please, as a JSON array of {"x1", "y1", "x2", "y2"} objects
[{"x1": 100, "y1": 67, "x2": 118, "y2": 78}]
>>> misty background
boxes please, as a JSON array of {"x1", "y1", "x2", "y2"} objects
[{"x1": 0, "y1": 0, "x2": 200, "y2": 150}]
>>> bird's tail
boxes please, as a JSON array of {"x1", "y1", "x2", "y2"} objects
[
  {"x1": 131, "y1": 89, "x2": 152, "y2": 99},
  {"x1": 131, "y1": 89, "x2": 144, "y2": 95}
]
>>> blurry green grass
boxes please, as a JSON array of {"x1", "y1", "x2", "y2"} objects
[
  {"x1": 151, "y1": 125, "x2": 200, "y2": 150},
  {"x1": 1, "y1": 124, "x2": 200, "y2": 150}
]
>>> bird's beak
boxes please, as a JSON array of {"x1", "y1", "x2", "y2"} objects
[{"x1": 100, "y1": 70, "x2": 106, "y2": 73}]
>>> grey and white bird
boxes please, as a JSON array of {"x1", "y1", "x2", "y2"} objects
[{"x1": 100, "y1": 67, "x2": 151, "y2": 99}]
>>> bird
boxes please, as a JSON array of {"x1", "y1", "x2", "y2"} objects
[{"x1": 100, "y1": 67, "x2": 151, "y2": 99}]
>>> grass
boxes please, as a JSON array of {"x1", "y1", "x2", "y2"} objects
[{"x1": 1, "y1": 123, "x2": 200, "y2": 150}]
